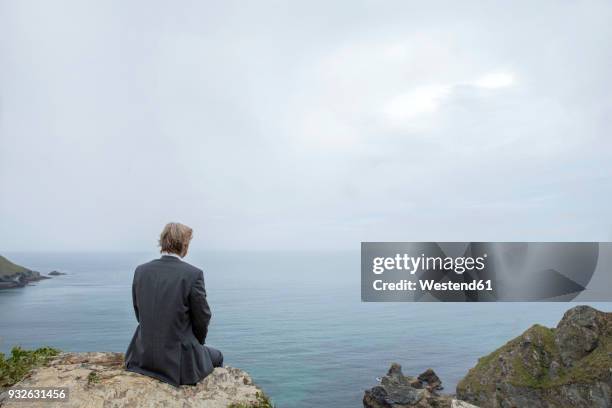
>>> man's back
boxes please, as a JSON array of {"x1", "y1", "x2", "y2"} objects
[{"x1": 125, "y1": 255, "x2": 215, "y2": 386}]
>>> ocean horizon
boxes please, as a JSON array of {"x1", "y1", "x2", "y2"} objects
[{"x1": 1, "y1": 251, "x2": 609, "y2": 407}]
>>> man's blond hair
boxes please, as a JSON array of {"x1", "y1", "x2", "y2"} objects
[{"x1": 159, "y1": 222, "x2": 193, "y2": 257}]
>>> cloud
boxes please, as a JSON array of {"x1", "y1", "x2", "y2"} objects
[
  {"x1": 1, "y1": 0, "x2": 611, "y2": 250},
  {"x1": 473, "y1": 72, "x2": 516, "y2": 89},
  {"x1": 380, "y1": 71, "x2": 517, "y2": 128},
  {"x1": 382, "y1": 84, "x2": 452, "y2": 122}
]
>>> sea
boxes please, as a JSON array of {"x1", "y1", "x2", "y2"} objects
[{"x1": 1, "y1": 251, "x2": 609, "y2": 407}]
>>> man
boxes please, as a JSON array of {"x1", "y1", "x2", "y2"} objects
[{"x1": 125, "y1": 222, "x2": 223, "y2": 386}]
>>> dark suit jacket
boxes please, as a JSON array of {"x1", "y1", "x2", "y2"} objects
[{"x1": 125, "y1": 255, "x2": 213, "y2": 386}]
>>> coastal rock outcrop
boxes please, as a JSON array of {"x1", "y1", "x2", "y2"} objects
[
  {"x1": 48, "y1": 271, "x2": 67, "y2": 276},
  {"x1": 0, "y1": 352, "x2": 267, "y2": 408},
  {"x1": 456, "y1": 305, "x2": 612, "y2": 408},
  {"x1": 0, "y1": 255, "x2": 48, "y2": 289},
  {"x1": 363, "y1": 363, "x2": 478, "y2": 408}
]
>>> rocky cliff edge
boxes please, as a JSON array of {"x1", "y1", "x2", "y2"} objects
[
  {"x1": 0, "y1": 352, "x2": 267, "y2": 408},
  {"x1": 456, "y1": 305, "x2": 612, "y2": 408}
]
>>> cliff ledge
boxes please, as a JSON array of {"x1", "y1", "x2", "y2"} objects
[{"x1": 0, "y1": 352, "x2": 267, "y2": 408}]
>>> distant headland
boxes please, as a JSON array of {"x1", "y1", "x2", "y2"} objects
[{"x1": 0, "y1": 255, "x2": 64, "y2": 289}]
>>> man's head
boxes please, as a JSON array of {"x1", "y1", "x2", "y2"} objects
[{"x1": 159, "y1": 222, "x2": 193, "y2": 258}]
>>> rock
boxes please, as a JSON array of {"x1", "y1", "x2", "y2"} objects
[
  {"x1": 48, "y1": 271, "x2": 67, "y2": 276},
  {"x1": 555, "y1": 305, "x2": 608, "y2": 367},
  {"x1": 418, "y1": 368, "x2": 443, "y2": 392},
  {"x1": 456, "y1": 305, "x2": 612, "y2": 408},
  {"x1": 0, "y1": 270, "x2": 49, "y2": 288},
  {"x1": 451, "y1": 401, "x2": 479, "y2": 408},
  {"x1": 0, "y1": 255, "x2": 49, "y2": 289},
  {"x1": 363, "y1": 363, "x2": 478, "y2": 408},
  {"x1": 0, "y1": 352, "x2": 267, "y2": 408}
]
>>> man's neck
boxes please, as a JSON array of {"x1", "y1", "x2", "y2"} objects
[{"x1": 161, "y1": 252, "x2": 181, "y2": 259}]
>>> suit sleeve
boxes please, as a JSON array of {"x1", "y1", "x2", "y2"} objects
[
  {"x1": 189, "y1": 270, "x2": 212, "y2": 344},
  {"x1": 132, "y1": 269, "x2": 139, "y2": 322}
]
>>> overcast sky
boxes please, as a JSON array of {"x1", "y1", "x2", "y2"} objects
[{"x1": 1, "y1": 0, "x2": 611, "y2": 251}]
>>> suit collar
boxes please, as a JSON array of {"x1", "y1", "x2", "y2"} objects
[{"x1": 160, "y1": 254, "x2": 182, "y2": 261}]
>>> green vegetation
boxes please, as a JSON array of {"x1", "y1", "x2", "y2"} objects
[
  {"x1": 0, "y1": 255, "x2": 31, "y2": 279},
  {"x1": 228, "y1": 392, "x2": 275, "y2": 408},
  {"x1": 509, "y1": 324, "x2": 559, "y2": 388},
  {"x1": 508, "y1": 323, "x2": 612, "y2": 388},
  {"x1": 0, "y1": 346, "x2": 60, "y2": 389},
  {"x1": 87, "y1": 370, "x2": 100, "y2": 385},
  {"x1": 459, "y1": 321, "x2": 611, "y2": 394},
  {"x1": 558, "y1": 334, "x2": 611, "y2": 384},
  {"x1": 459, "y1": 325, "x2": 561, "y2": 392}
]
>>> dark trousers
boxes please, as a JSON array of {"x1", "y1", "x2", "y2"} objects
[{"x1": 205, "y1": 345, "x2": 223, "y2": 368}]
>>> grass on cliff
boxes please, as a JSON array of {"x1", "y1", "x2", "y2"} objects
[
  {"x1": 459, "y1": 322, "x2": 611, "y2": 393},
  {"x1": 0, "y1": 255, "x2": 31, "y2": 279},
  {"x1": 459, "y1": 325, "x2": 560, "y2": 392},
  {"x1": 228, "y1": 391, "x2": 275, "y2": 408},
  {"x1": 510, "y1": 325, "x2": 559, "y2": 388},
  {"x1": 0, "y1": 346, "x2": 60, "y2": 389},
  {"x1": 558, "y1": 335, "x2": 611, "y2": 385},
  {"x1": 506, "y1": 324, "x2": 611, "y2": 388}
]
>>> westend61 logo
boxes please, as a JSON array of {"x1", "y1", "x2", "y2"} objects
[
  {"x1": 372, "y1": 253, "x2": 487, "y2": 275},
  {"x1": 361, "y1": 242, "x2": 611, "y2": 302}
]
